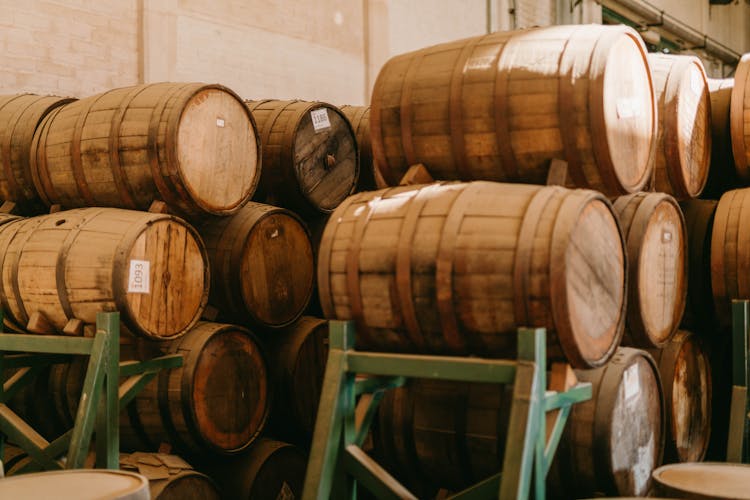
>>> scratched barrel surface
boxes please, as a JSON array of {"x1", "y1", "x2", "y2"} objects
[
  {"x1": 647, "y1": 54, "x2": 711, "y2": 199},
  {"x1": 613, "y1": 192, "x2": 686, "y2": 348},
  {"x1": 199, "y1": 438, "x2": 307, "y2": 500},
  {"x1": 31, "y1": 83, "x2": 260, "y2": 217},
  {"x1": 246, "y1": 100, "x2": 358, "y2": 215},
  {"x1": 318, "y1": 182, "x2": 626, "y2": 368},
  {"x1": 198, "y1": 202, "x2": 314, "y2": 329},
  {"x1": 120, "y1": 452, "x2": 220, "y2": 500},
  {"x1": 548, "y1": 347, "x2": 665, "y2": 498},
  {"x1": 0, "y1": 208, "x2": 208, "y2": 339},
  {"x1": 370, "y1": 24, "x2": 656, "y2": 196},
  {"x1": 648, "y1": 330, "x2": 711, "y2": 463},
  {"x1": 710, "y1": 188, "x2": 750, "y2": 325},
  {"x1": 0, "y1": 94, "x2": 74, "y2": 213}
]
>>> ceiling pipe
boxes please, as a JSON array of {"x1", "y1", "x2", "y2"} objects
[{"x1": 605, "y1": 0, "x2": 741, "y2": 64}]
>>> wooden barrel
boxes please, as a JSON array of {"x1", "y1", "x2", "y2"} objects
[
  {"x1": 318, "y1": 182, "x2": 626, "y2": 368},
  {"x1": 120, "y1": 452, "x2": 220, "y2": 500},
  {"x1": 198, "y1": 202, "x2": 314, "y2": 328},
  {"x1": 731, "y1": 54, "x2": 750, "y2": 183},
  {"x1": 339, "y1": 105, "x2": 379, "y2": 191},
  {"x1": 370, "y1": 24, "x2": 655, "y2": 196},
  {"x1": 702, "y1": 78, "x2": 738, "y2": 198},
  {"x1": 6, "y1": 365, "x2": 68, "y2": 440},
  {"x1": 0, "y1": 95, "x2": 74, "y2": 213},
  {"x1": 378, "y1": 379, "x2": 512, "y2": 492},
  {"x1": 647, "y1": 54, "x2": 711, "y2": 199},
  {"x1": 246, "y1": 100, "x2": 358, "y2": 215},
  {"x1": 613, "y1": 192, "x2": 686, "y2": 348},
  {"x1": 265, "y1": 316, "x2": 328, "y2": 442},
  {"x1": 121, "y1": 322, "x2": 269, "y2": 455},
  {"x1": 30, "y1": 83, "x2": 260, "y2": 217},
  {"x1": 548, "y1": 347, "x2": 665, "y2": 498},
  {"x1": 0, "y1": 208, "x2": 207, "y2": 339},
  {"x1": 199, "y1": 439, "x2": 307, "y2": 500},
  {"x1": 652, "y1": 462, "x2": 750, "y2": 499},
  {"x1": 0, "y1": 470, "x2": 150, "y2": 499},
  {"x1": 710, "y1": 188, "x2": 750, "y2": 325},
  {"x1": 679, "y1": 200, "x2": 717, "y2": 330},
  {"x1": 648, "y1": 330, "x2": 711, "y2": 463}
]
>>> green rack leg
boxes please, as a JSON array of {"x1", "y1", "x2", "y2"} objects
[
  {"x1": 302, "y1": 321, "x2": 591, "y2": 500},
  {"x1": 730, "y1": 300, "x2": 750, "y2": 463}
]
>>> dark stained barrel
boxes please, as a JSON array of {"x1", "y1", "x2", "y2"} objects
[
  {"x1": 198, "y1": 202, "x2": 314, "y2": 329},
  {"x1": 679, "y1": 199, "x2": 717, "y2": 330},
  {"x1": 318, "y1": 182, "x2": 626, "y2": 368},
  {"x1": 648, "y1": 330, "x2": 711, "y2": 463},
  {"x1": 246, "y1": 100, "x2": 358, "y2": 216},
  {"x1": 702, "y1": 78, "x2": 738, "y2": 198},
  {"x1": 548, "y1": 347, "x2": 665, "y2": 498},
  {"x1": 199, "y1": 439, "x2": 307, "y2": 500},
  {"x1": 265, "y1": 316, "x2": 328, "y2": 443},
  {"x1": 339, "y1": 105, "x2": 378, "y2": 191}
]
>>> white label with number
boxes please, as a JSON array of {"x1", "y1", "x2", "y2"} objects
[
  {"x1": 128, "y1": 260, "x2": 150, "y2": 294},
  {"x1": 311, "y1": 108, "x2": 331, "y2": 132}
]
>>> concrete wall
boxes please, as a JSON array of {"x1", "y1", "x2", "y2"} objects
[{"x1": 0, "y1": 1, "x2": 747, "y2": 103}]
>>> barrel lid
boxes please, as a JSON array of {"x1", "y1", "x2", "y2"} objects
[
  {"x1": 552, "y1": 191, "x2": 625, "y2": 367},
  {"x1": 599, "y1": 28, "x2": 655, "y2": 193},
  {"x1": 653, "y1": 462, "x2": 750, "y2": 499},
  {"x1": 122, "y1": 217, "x2": 208, "y2": 339},
  {"x1": 176, "y1": 86, "x2": 259, "y2": 215},
  {"x1": 291, "y1": 103, "x2": 358, "y2": 212},
  {"x1": 0, "y1": 469, "x2": 149, "y2": 499},
  {"x1": 184, "y1": 323, "x2": 269, "y2": 453}
]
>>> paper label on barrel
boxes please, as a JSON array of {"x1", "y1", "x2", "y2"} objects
[
  {"x1": 216, "y1": 117, "x2": 225, "y2": 127},
  {"x1": 276, "y1": 481, "x2": 295, "y2": 500},
  {"x1": 662, "y1": 230, "x2": 672, "y2": 243},
  {"x1": 311, "y1": 108, "x2": 331, "y2": 132},
  {"x1": 128, "y1": 260, "x2": 150, "y2": 294},
  {"x1": 623, "y1": 363, "x2": 640, "y2": 401},
  {"x1": 616, "y1": 97, "x2": 641, "y2": 119}
]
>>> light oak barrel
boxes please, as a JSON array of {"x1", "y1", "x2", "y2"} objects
[
  {"x1": 0, "y1": 94, "x2": 74, "y2": 213},
  {"x1": 548, "y1": 347, "x2": 665, "y2": 498},
  {"x1": 647, "y1": 330, "x2": 711, "y2": 463},
  {"x1": 679, "y1": 199, "x2": 717, "y2": 330},
  {"x1": 199, "y1": 438, "x2": 307, "y2": 500},
  {"x1": 0, "y1": 208, "x2": 208, "y2": 339},
  {"x1": 119, "y1": 452, "x2": 220, "y2": 500},
  {"x1": 265, "y1": 316, "x2": 328, "y2": 443},
  {"x1": 198, "y1": 202, "x2": 314, "y2": 329},
  {"x1": 652, "y1": 462, "x2": 750, "y2": 499},
  {"x1": 647, "y1": 54, "x2": 711, "y2": 199},
  {"x1": 613, "y1": 192, "x2": 687, "y2": 348},
  {"x1": 370, "y1": 24, "x2": 656, "y2": 196},
  {"x1": 702, "y1": 78, "x2": 738, "y2": 198},
  {"x1": 30, "y1": 83, "x2": 260, "y2": 217},
  {"x1": 731, "y1": 54, "x2": 750, "y2": 183},
  {"x1": 318, "y1": 182, "x2": 626, "y2": 369},
  {"x1": 710, "y1": 188, "x2": 750, "y2": 326},
  {"x1": 339, "y1": 105, "x2": 381, "y2": 191},
  {"x1": 246, "y1": 100, "x2": 358, "y2": 215}
]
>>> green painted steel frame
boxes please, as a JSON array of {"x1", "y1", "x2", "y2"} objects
[
  {"x1": 729, "y1": 300, "x2": 750, "y2": 463},
  {"x1": 0, "y1": 311, "x2": 183, "y2": 473},
  {"x1": 303, "y1": 320, "x2": 592, "y2": 500}
]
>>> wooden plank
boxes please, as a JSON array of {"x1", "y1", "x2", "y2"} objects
[
  {"x1": 727, "y1": 385, "x2": 747, "y2": 462},
  {"x1": 343, "y1": 444, "x2": 417, "y2": 500},
  {"x1": 399, "y1": 163, "x2": 434, "y2": 186}
]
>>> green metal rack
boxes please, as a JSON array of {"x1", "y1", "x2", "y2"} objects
[
  {"x1": 0, "y1": 311, "x2": 182, "y2": 473},
  {"x1": 729, "y1": 300, "x2": 750, "y2": 463},
  {"x1": 303, "y1": 320, "x2": 592, "y2": 500}
]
